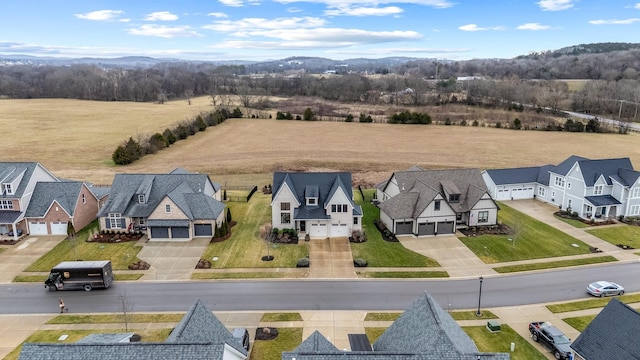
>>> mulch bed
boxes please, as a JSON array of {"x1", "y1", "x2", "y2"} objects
[
  {"x1": 459, "y1": 224, "x2": 511, "y2": 237},
  {"x1": 255, "y1": 327, "x2": 278, "y2": 341}
]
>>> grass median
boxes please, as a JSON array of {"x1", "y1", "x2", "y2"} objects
[
  {"x1": 586, "y1": 225, "x2": 640, "y2": 250},
  {"x1": 492, "y1": 255, "x2": 617, "y2": 273},
  {"x1": 547, "y1": 293, "x2": 640, "y2": 313}
]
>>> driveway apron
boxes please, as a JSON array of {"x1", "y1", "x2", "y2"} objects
[
  {"x1": 309, "y1": 237, "x2": 357, "y2": 278},
  {"x1": 137, "y1": 238, "x2": 209, "y2": 281},
  {"x1": 0, "y1": 236, "x2": 66, "y2": 283}
]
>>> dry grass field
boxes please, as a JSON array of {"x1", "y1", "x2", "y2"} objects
[{"x1": 1, "y1": 97, "x2": 638, "y2": 187}]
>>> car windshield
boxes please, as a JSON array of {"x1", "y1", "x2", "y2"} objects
[{"x1": 553, "y1": 335, "x2": 571, "y2": 344}]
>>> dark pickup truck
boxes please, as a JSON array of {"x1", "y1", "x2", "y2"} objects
[{"x1": 528, "y1": 321, "x2": 572, "y2": 360}]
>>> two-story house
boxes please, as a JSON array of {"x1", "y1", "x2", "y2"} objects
[
  {"x1": 97, "y1": 169, "x2": 225, "y2": 241},
  {"x1": 376, "y1": 167, "x2": 498, "y2": 236},
  {"x1": 483, "y1": 155, "x2": 640, "y2": 220},
  {"x1": 0, "y1": 162, "x2": 59, "y2": 240},
  {"x1": 271, "y1": 172, "x2": 362, "y2": 239}
]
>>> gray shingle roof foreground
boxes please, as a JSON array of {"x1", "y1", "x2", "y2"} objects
[
  {"x1": 25, "y1": 181, "x2": 83, "y2": 217},
  {"x1": 19, "y1": 299, "x2": 246, "y2": 360},
  {"x1": 283, "y1": 292, "x2": 510, "y2": 360},
  {"x1": 0, "y1": 162, "x2": 49, "y2": 199},
  {"x1": 570, "y1": 298, "x2": 640, "y2": 360}
]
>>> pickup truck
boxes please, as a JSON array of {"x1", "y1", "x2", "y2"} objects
[{"x1": 528, "y1": 322, "x2": 572, "y2": 360}]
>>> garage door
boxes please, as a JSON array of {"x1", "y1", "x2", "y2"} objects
[
  {"x1": 50, "y1": 221, "x2": 68, "y2": 235},
  {"x1": 194, "y1": 224, "x2": 213, "y2": 237},
  {"x1": 331, "y1": 223, "x2": 349, "y2": 237},
  {"x1": 511, "y1": 187, "x2": 534, "y2": 200},
  {"x1": 171, "y1": 227, "x2": 190, "y2": 239},
  {"x1": 151, "y1": 226, "x2": 169, "y2": 238},
  {"x1": 437, "y1": 221, "x2": 454, "y2": 234},
  {"x1": 29, "y1": 221, "x2": 47, "y2": 235},
  {"x1": 309, "y1": 223, "x2": 327, "y2": 237},
  {"x1": 395, "y1": 221, "x2": 413, "y2": 235},
  {"x1": 417, "y1": 222, "x2": 435, "y2": 236}
]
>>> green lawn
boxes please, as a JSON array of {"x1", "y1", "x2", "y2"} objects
[
  {"x1": 364, "y1": 312, "x2": 402, "y2": 321},
  {"x1": 25, "y1": 221, "x2": 143, "y2": 271},
  {"x1": 449, "y1": 310, "x2": 498, "y2": 320},
  {"x1": 192, "y1": 271, "x2": 305, "y2": 279},
  {"x1": 586, "y1": 225, "x2": 640, "y2": 249},
  {"x1": 249, "y1": 328, "x2": 303, "y2": 360},
  {"x1": 492, "y1": 255, "x2": 617, "y2": 273},
  {"x1": 260, "y1": 313, "x2": 303, "y2": 322},
  {"x1": 460, "y1": 202, "x2": 591, "y2": 263},
  {"x1": 357, "y1": 271, "x2": 448, "y2": 278},
  {"x1": 47, "y1": 313, "x2": 184, "y2": 324},
  {"x1": 463, "y1": 324, "x2": 547, "y2": 360},
  {"x1": 563, "y1": 315, "x2": 594, "y2": 332},
  {"x1": 554, "y1": 215, "x2": 590, "y2": 228},
  {"x1": 201, "y1": 193, "x2": 308, "y2": 268},
  {"x1": 350, "y1": 190, "x2": 440, "y2": 267},
  {"x1": 364, "y1": 327, "x2": 387, "y2": 343}
]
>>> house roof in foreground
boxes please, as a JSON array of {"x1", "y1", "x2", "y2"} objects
[
  {"x1": 570, "y1": 298, "x2": 640, "y2": 360},
  {"x1": 18, "y1": 299, "x2": 246, "y2": 360},
  {"x1": 282, "y1": 292, "x2": 509, "y2": 360}
]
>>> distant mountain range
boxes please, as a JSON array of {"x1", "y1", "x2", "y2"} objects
[{"x1": 516, "y1": 42, "x2": 640, "y2": 59}]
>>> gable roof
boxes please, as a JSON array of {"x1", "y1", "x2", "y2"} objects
[
  {"x1": 484, "y1": 165, "x2": 554, "y2": 186},
  {"x1": 282, "y1": 292, "x2": 509, "y2": 360},
  {"x1": 25, "y1": 181, "x2": 86, "y2": 218},
  {"x1": 0, "y1": 162, "x2": 57, "y2": 199},
  {"x1": 574, "y1": 157, "x2": 634, "y2": 186},
  {"x1": 97, "y1": 172, "x2": 223, "y2": 220},
  {"x1": 550, "y1": 155, "x2": 588, "y2": 176},
  {"x1": 272, "y1": 172, "x2": 354, "y2": 209},
  {"x1": 612, "y1": 168, "x2": 640, "y2": 187},
  {"x1": 570, "y1": 298, "x2": 640, "y2": 360},
  {"x1": 18, "y1": 299, "x2": 246, "y2": 360},
  {"x1": 379, "y1": 168, "x2": 491, "y2": 218}
]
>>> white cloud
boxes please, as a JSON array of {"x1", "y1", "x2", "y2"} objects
[
  {"x1": 144, "y1": 11, "x2": 179, "y2": 21},
  {"x1": 274, "y1": 0, "x2": 453, "y2": 9},
  {"x1": 128, "y1": 24, "x2": 203, "y2": 38},
  {"x1": 219, "y1": 0, "x2": 261, "y2": 6},
  {"x1": 517, "y1": 22, "x2": 551, "y2": 30},
  {"x1": 287, "y1": 7, "x2": 303, "y2": 12},
  {"x1": 207, "y1": 12, "x2": 228, "y2": 18},
  {"x1": 458, "y1": 24, "x2": 504, "y2": 31},
  {"x1": 203, "y1": 17, "x2": 326, "y2": 32},
  {"x1": 636, "y1": 3, "x2": 640, "y2": 9},
  {"x1": 537, "y1": 0, "x2": 574, "y2": 11},
  {"x1": 325, "y1": 6, "x2": 404, "y2": 16},
  {"x1": 589, "y1": 18, "x2": 640, "y2": 25},
  {"x1": 74, "y1": 10, "x2": 123, "y2": 21}
]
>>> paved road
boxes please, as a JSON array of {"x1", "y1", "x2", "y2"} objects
[{"x1": 3, "y1": 262, "x2": 639, "y2": 315}]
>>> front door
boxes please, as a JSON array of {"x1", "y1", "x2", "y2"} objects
[{"x1": 299, "y1": 221, "x2": 306, "y2": 232}]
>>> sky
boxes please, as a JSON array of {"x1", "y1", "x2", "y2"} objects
[{"x1": 0, "y1": 0, "x2": 639, "y2": 61}]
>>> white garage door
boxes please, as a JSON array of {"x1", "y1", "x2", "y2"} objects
[
  {"x1": 511, "y1": 187, "x2": 534, "y2": 200},
  {"x1": 330, "y1": 223, "x2": 349, "y2": 237},
  {"x1": 50, "y1": 221, "x2": 68, "y2": 235},
  {"x1": 496, "y1": 188, "x2": 511, "y2": 201},
  {"x1": 309, "y1": 223, "x2": 327, "y2": 237},
  {"x1": 29, "y1": 221, "x2": 47, "y2": 235}
]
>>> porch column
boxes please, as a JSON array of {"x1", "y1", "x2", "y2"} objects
[{"x1": 11, "y1": 223, "x2": 18, "y2": 241}]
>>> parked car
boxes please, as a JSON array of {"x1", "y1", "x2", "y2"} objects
[
  {"x1": 586, "y1": 281, "x2": 624, "y2": 297},
  {"x1": 232, "y1": 327, "x2": 250, "y2": 352},
  {"x1": 528, "y1": 321, "x2": 572, "y2": 360}
]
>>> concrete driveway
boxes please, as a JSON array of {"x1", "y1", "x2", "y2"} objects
[
  {"x1": 309, "y1": 237, "x2": 357, "y2": 278},
  {"x1": 136, "y1": 238, "x2": 210, "y2": 281},
  {"x1": 0, "y1": 236, "x2": 66, "y2": 283}
]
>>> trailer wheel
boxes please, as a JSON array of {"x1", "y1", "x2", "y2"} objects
[
  {"x1": 48, "y1": 285, "x2": 57, "y2": 292},
  {"x1": 83, "y1": 284, "x2": 92, "y2": 292}
]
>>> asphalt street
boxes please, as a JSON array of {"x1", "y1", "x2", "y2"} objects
[{"x1": 4, "y1": 262, "x2": 640, "y2": 315}]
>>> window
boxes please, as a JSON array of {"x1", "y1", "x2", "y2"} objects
[
  {"x1": 108, "y1": 213, "x2": 122, "y2": 229},
  {"x1": 554, "y1": 176, "x2": 564, "y2": 187},
  {"x1": 281, "y1": 213, "x2": 291, "y2": 224},
  {"x1": 449, "y1": 194, "x2": 459, "y2": 203},
  {"x1": 478, "y1": 211, "x2": 489, "y2": 223},
  {"x1": 138, "y1": 194, "x2": 145, "y2": 203},
  {"x1": 632, "y1": 187, "x2": 640, "y2": 198},
  {"x1": 456, "y1": 213, "x2": 462, "y2": 221},
  {"x1": 82, "y1": 194, "x2": 86, "y2": 204},
  {"x1": 4, "y1": 184, "x2": 13, "y2": 195},
  {"x1": 138, "y1": 218, "x2": 146, "y2": 225},
  {"x1": 353, "y1": 217, "x2": 358, "y2": 225},
  {"x1": 342, "y1": 204, "x2": 348, "y2": 212},
  {"x1": 0, "y1": 200, "x2": 13, "y2": 210},
  {"x1": 331, "y1": 204, "x2": 348, "y2": 213},
  {"x1": 331, "y1": 204, "x2": 337, "y2": 212},
  {"x1": 165, "y1": 204, "x2": 171, "y2": 213},
  {"x1": 568, "y1": 199, "x2": 572, "y2": 210},
  {"x1": 434, "y1": 200, "x2": 440, "y2": 211},
  {"x1": 567, "y1": 182, "x2": 571, "y2": 189},
  {"x1": 594, "y1": 185, "x2": 603, "y2": 195},
  {"x1": 308, "y1": 198, "x2": 316, "y2": 205},
  {"x1": 538, "y1": 187, "x2": 545, "y2": 197},
  {"x1": 281, "y1": 202, "x2": 290, "y2": 211},
  {"x1": 631, "y1": 205, "x2": 640, "y2": 216}
]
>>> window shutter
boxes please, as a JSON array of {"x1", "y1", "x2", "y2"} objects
[
  {"x1": 105, "y1": 219, "x2": 111, "y2": 229},
  {"x1": 120, "y1": 219, "x2": 126, "y2": 228}
]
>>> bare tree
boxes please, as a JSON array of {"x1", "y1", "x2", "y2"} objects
[
  {"x1": 260, "y1": 224, "x2": 277, "y2": 261},
  {"x1": 184, "y1": 89, "x2": 194, "y2": 105},
  {"x1": 120, "y1": 292, "x2": 134, "y2": 331}
]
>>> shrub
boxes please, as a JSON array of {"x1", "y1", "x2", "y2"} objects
[
  {"x1": 303, "y1": 107, "x2": 315, "y2": 121},
  {"x1": 472, "y1": 120, "x2": 479, "y2": 126},
  {"x1": 163, "y1": 128, "x2": 177, "y2": 144},
  {"x1": 296, "y1": 257, "x2": 310, "y2": 268},
  {"x1": 354, "y1": 258, "x2": 368, "y2": 267},
  {"x1": 350, "y1": 230, "x2": 367, "y2": 243}
]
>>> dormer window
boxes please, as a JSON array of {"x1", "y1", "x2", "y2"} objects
[
  {"x1": 138, "y1": 194, "x2": 146, "y2": 204},
  {"x1": 307, "y1": 198, "x2": 317, "y2": 205},
  {"x1": 449, "y1": 194, "x2": 460, "y2": 203},
  {"x1": 4, "y1": 184, "x2": 13, "y2": 195}
]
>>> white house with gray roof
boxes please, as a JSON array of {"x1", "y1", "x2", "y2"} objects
[
  {"x1": 271, "y1": 172, "x2": 362, "y2": 238},
  {"x1": 483, "y1": 155, "x2": 640, "y2": 221},
  {"x1": 282, "y1": 292, "x2": 510, "y2": 360},
  {"x1": 19, "y1": 299, "x2": 247, "y2": 360},
  {"x1": 376, "y1": 167, "x2": 498, "y2": 236},
  {"x1": 97, "y1": 169, "x2": 224, "y2": 241}
]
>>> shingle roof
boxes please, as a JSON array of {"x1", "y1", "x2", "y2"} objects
[
  {"x1": 584, "y1": 195, "x2": 622, "y2": 206},
  {"x1": 575, "y1": 158, "x2": 634, "y2": 186},
  {"x1": 18, "y1": 299, "x2": 246, "y2": 360},
  {"x1": 379, "y1": 168, "x2": 490, "y2": 219},
  {"x1": 550, "y1": 155, "x2": 588, "y2": 176},
  {"x1": 0, "y1": 162, "x2": 57, "y2": 199},
  {"x1": 484, "y1": 165, "x2": 553, "y2": 186},
  {"x1": 570, "y1": 298, "x2": 640, "y2": 360},
  {"x1": 97, "y1": 173, "x2": 223, "y2": 220},
  {"x1": 612, "y1": 168, "x2": 640, "y2": 187},
  {"x1": 25, "y1": 181, "x2": 84, "y2": 218},
  {"x1": 272, "y1": 172, "x2": 354, "y2": 214}
]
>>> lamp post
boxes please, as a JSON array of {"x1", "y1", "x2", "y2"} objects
[{"x1": 476, "y1": 276, "x2": 484, "y2": 317}]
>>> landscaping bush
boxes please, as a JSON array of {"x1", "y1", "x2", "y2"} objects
[
  {"x1": 255, "y1": 327, "x2": 278, "y2": 340},
  {"x1": 354, "y1": 258, "x2": 368, "y2": 267},
  {"x1": 349, "y1": 230, "x2": 367, "y2": 243},
  {"x1": 296, "y1": 257, "x2": 309, "y2": 268}
]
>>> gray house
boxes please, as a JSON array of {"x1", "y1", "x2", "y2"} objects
[
  {"x1": 282, "y1": 291, "x2": 510, "y2": 359},
  {"x1": 570, "y1": 298, "x2": 640, "y2": 360},
  {"x1": 271, "y1": 172, "x2": 363, "y2": 239},
  {"x1": 19, "y1": 299, "x2": 248, "y2": 360},
  {"x1": 97, "y1": 169, "x2": 224, "y2": 241},
  {"x1": 483, "y1": 155, "x2": 640, "y2": 221},
  {"x1": 376, "y1": 167, "x2": 498, "y2": 236}
]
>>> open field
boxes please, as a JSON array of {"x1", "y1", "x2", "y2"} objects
[{"x1": 1, "y1": 97, "x2": 639, "y2": 186}]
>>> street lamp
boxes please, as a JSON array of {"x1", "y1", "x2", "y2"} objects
[{"x1": 476, "y1": 276, "x2": 484, "y2": 317}]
